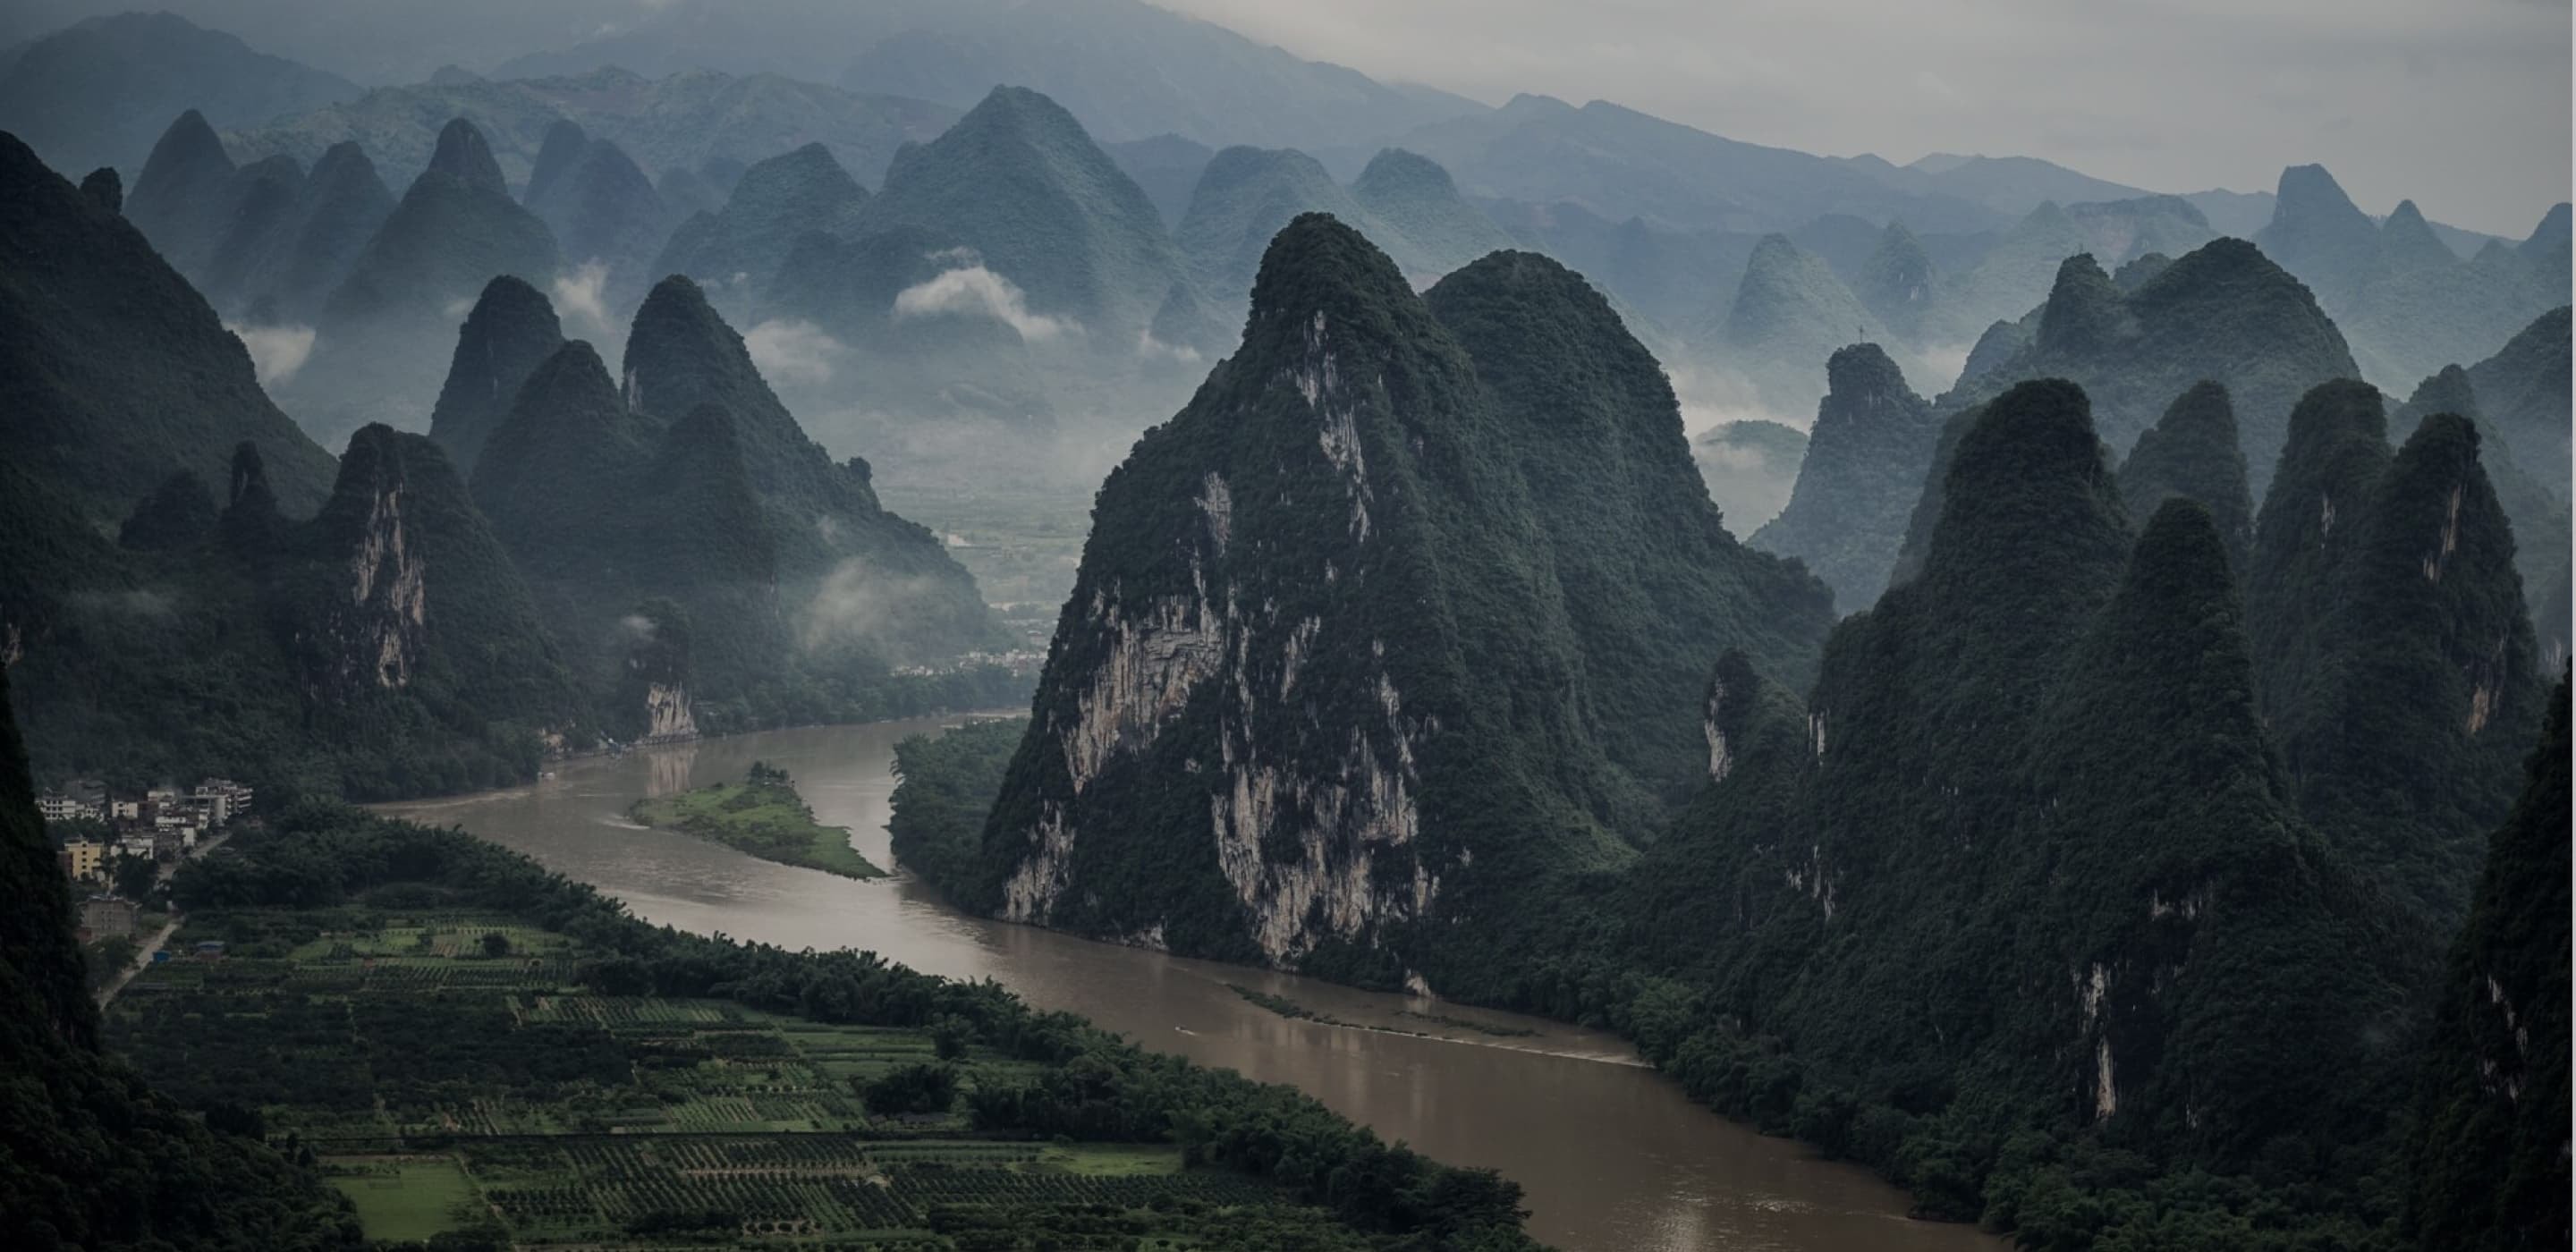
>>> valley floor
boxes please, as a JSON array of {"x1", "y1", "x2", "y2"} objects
[{"x1": 103, "y1": 908, "x2": 1397, "y2": 1249}]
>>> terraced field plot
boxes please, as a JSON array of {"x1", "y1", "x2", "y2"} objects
[{"x1": 100, "y1": 910, "x2": 1346, "y2": 1249}]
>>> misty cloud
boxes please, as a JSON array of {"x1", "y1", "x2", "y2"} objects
[
  {"x1": 744, "y1": 318, "x2": 846, "y2": 385},
  {"x1": 1136, "y1": 329, "x2": 1204, "y2": 365},
  {"x1": 551, "y1": 259, "x2": 615, "y2": 337},
  {"x1": 894, "y1": 266, "x2": 1077, "y2": 342},
  {"x1": 795, "y1": 554, "x2": 953, "y2": 661},
  {"x1": 225, "y1": 322, "x2": 317, "y2": 385}
]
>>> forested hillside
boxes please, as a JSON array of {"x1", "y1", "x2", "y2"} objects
[{"x1": 939, "y1": 216, "x2": 1831, "y2": 988}]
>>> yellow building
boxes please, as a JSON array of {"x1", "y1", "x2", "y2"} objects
[{"x1": 58, "y1": 840, "x2": 106, "y2": 882}]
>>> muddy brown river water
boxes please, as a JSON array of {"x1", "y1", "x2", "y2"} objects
[{"x1": 382, "y1": 718, "x2": 1998, "y2": 1252}]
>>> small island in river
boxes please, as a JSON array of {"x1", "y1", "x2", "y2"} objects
[{"x1": 628, "y1": 761, "x2": 886, "y2": 879}]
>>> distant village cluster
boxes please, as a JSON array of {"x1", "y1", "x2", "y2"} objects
[{"x1": 41, "y1": 776, "x2": 253, "y2": 898}]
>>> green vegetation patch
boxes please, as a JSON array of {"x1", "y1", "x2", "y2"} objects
[
  {"x1": 324, "y1": 1156, "x2": 480, "y2": 1241},
  {"x1": 89, "y1": 806, "x2": 1542, "y2": 1249},
  {"x1": 629, "y1": 761, "x2": 885, "y2": 878}
]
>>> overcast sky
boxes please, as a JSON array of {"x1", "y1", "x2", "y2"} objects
[{"x1": 1161, "y1": 0, "x2": 2572, "y2": 237}]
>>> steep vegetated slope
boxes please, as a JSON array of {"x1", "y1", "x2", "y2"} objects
[
  {"x1": 2113, "y1": 380, "x2": 2258, "y2": 571},
  {"x1": 7, "y1": 429, "x2": 589, "y2": 799},
  {"x1": 1748, "y1": 343, "x2": 1941, "y2": 611},
  {"x1": 2392, "y1": 364, "x2": 2569, "y2": 630},
  {"x1": 427, "y1": 275, "x2": 566, "y2": 477},
  {"x1": 1604, "y1": 382, "x2": 2428, "y2": 1242},
  {"x1": 464, "y1": 276, "x2": 1007, "y2": 737},
  {"x1": 2464, "y1": 305, "x2": 2572, "y2": 497},
  {"x1": 2403, "y1": 674, "x2": 2571, "y2": 1251},
  {"x1": 942, "y1": 216, "x2": 1829, "y2": 989},
  {"x1": 2247, "y1": 382, "x2": 2544, "y2": 929},
  {"x1": 0, "y1": 130, "x2": 338, "y2": 521}
]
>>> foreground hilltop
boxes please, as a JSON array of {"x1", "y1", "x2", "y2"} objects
[{"x1": 914, "y1": 215, "x2": 1831, "y2": 986}]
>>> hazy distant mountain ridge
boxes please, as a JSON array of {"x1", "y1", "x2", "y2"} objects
[
  {"x1": 1941, "y1": 239, "x2": 2360, "y2": 494},
  {"x1": 227, "y1": 64, "x2": 957, "y2": 194},
  {"x1": 0, "y1": 11, "x2": 357, "y2": 179}
]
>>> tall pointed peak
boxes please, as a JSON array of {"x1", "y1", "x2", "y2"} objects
[
  {"x1": 1857, "y1": 221, "x2": 1936, "y2": 330},
  {"x1": 429, "y1": 275, "x2": 567, "y2": 475},
  {"x1": 142, "y1": 108, "x2": 227, "y2": 175},
  {"x1": 1745, "y1": 232, "x2": 1806, "y2": 270},
  {"x1": 2377, "y1": 199, "x2": 2454, "y2": 270},
  {"x1": 1353, "y1": 148, "x2": 1457, "y2": 197},
  {"x1": 726, "y1": 141, "x2": 866, "y2": 214},
  {"x1": 1824, "y1": 341, "x2": 1915, "y2": 399},
  {"x1": 2274, "y1": 164, "x2": 2368, "y2": 224},
  {"x1": 426, "y1": 117, "x2": 506, "y2": 195},
  {"x1": 2273, "y1": 378, "x2": 2391, "y2": 480},
  {"x1": 2522, "y1": 202, "x2": 2572, "y2": 254},
  {"x1": 2117, "y1": 381, "x2": 2254, "y2": 567},
  {"x1": 308, "y1": 140, "x2": 383, "y2": 190},
  {"x1": 327, "y1": 422, "x2": 410, "y2": 505},
  {"x1": 2017, "y1": 199, "x2": 2075, "y2": 235},
  {"x1": 525, "y1": 119, "x2": 591, "y2": 207},
  {"x1": 2035, "y1": 252, "x2": 2129, "y2": 354},
  {"x1": 127, "y1": 108, "x2": 237, "y2": 260},
  {"x1": 630, "y1": 272, "x2": 728, "y2": 344},
  {"x1": 1923, "y1": 378, "x2": 2128, "y2": 595},
  {"x1": 952, "y1": 84, "x2": 1089, "y2": 147},
  {"x1": 78, "y1": 167, "x2": 121, "y2": 215},
  {"x1": 2400, "y1": 364, "x2": 2482, "y2": 426},
  {"x1": 2116, "y1": 498, "x2": 2251, "y2": 646},
  {"x1": 516, "y1": 339, "x2": 620, "y2": 411},
  {"x1": 1244, "y1": 211, "x2": 1419, "y2": 327},
  {"x1": 2134, "y1": 236, "x2": 2306, "y2": 301},
  {"x1": 1199, "y1": 144, "x2": 1337, "y2": 193}
]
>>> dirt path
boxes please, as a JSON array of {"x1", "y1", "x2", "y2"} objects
[
  {"x1": 95, "y1": 916, "x2": 180, "y2": 1007},
  {"x1": 93, "y1": 828, "x2": 232, "y2": 1008}
]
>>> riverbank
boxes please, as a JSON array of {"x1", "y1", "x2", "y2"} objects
[
  {"x1": 377, "y1": 717, "x2": 2001, "y2": 1252},
  {"x1": 626, "y1": 767, "x2": 885, "y2": 879}
]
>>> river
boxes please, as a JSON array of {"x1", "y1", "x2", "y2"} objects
[{"x1": 381, "y1": 718, "x2": 1998, "y2": 1252}]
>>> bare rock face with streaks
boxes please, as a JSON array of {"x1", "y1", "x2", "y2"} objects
[{"x1": 967, "y1": 215, "x2": 1830, "y2": 992}]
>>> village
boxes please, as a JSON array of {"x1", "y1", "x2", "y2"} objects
[{"x1": 38, "y1": 777, "x2": 253, "y2": 969}]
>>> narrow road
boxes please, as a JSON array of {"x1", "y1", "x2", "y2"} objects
[
  {"x1": 95, "y1": 915, "x2": 179, "y2": 1008},
  {"x1": 93, "y1": 827, "x2": 233, "y2": 1008}
]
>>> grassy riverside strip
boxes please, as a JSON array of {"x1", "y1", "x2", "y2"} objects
[
  {"x1": 112, "y1": 803, "x2": 1542, "y2": 1250},
  {"x1": 628, "y1": 761, "x2": 886, "y2": 879}
]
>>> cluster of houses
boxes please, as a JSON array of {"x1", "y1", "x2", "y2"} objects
[{"x1": 43, "y1": 777, "x2": 254, "y2": 886}]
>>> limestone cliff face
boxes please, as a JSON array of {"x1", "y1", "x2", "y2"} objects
[
  {"x1": 298, "y1": 427, "x2": 428, "y2": 698},
  {"x1": 619, "y1": 598, "x2": 699, "y2": 745},
  {"x1": 974, "y1": 216, "x2": 1827, "y2": 989}
]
